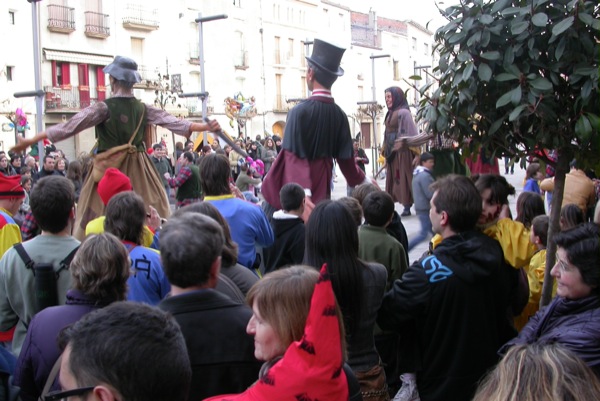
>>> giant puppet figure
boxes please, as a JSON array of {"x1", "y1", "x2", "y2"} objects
[
  {"x1": 12, "y1": 56, "x2": 222, "y2": 240},
  {"x1": 261, "y1": 39, "x2": 369, "y2": 216}
]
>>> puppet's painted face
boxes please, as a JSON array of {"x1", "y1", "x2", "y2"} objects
[{"x1": 385, "y1": 91, "x2": 393, "y2": 108}]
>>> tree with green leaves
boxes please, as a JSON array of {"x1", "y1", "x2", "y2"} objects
[{"x1": 417, "y1": 0, "x2": 599, "y2": 305}]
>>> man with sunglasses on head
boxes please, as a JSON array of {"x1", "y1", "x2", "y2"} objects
[{"x1": 47, "y1": 302, "x2": 191, "y2": 401}]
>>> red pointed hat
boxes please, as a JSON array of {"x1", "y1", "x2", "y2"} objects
[
  {"x1": 0, "y1": 174, "x2": 25, "y2": 199},
  {"x1": 204, "y1": 264, "x2": 348, "y2": 401}
]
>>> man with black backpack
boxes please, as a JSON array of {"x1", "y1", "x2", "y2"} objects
[{"x1": 0, "y1": 176, "x2": 79, "y2": 355}]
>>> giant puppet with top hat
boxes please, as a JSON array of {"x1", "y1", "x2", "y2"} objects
[
  {"x1": 11, "y1": 56, "x2": 230, "y2": 240},
  {"x1": 261, "y1": 39, "x2": 369, "y2": 217}
]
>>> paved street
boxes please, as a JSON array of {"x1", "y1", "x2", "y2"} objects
[{"x1": 331, "y1": 157, "x2": 527, "y2": 264}]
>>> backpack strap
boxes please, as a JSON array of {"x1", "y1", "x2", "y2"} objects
[
  {"x1": 13, "y1": 243, "x2": 79, "y2": 278},
  {"x1": 56, "y1": 246, "x2": 80, "y2": 277},
  {"x1": 13, "y1": 243, "x2": 35, "y2": 272}
]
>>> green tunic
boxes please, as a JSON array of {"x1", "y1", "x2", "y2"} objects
[
  {"x1": 96, "y1": 98, "x2": 147, "y2": 151},
  {"x1": 176, "y1": 165, "x2": 202, "y2": 202}
]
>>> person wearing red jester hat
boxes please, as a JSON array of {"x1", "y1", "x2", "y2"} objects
[
  {"x1": 0, "y1": 174, "x2": 25, "y2": 345},
  {"x1": 205, "y1": 265, "x2": 361, "y2": 401}
]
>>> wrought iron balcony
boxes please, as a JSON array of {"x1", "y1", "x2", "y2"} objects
[
  {"x1": 85, "y1": 11, "x2": 110, "y2": 38},
  {"x1": 137, "y1": 65, "x2": 161, "y2": 85},
  {"x1": 47, "y1": 4, "x2": 75, "y2": 33},
  {"x1": 273, "y1": 95, "x2": 291, "y2": 112},
  {"x1": 122, "y1": 4, "x2": 159, "y2": 31},
  {"x1": 189, "y1": 44, "x2": 200, "y2": 64},
  {"x1": 44, "y1": 86, "x2": 103, "y2": 111},
  {"x1": 183, "y1": 99, "x2": 213, "y2": 117},
  {"x1": 234, "y1": 51, "x2": 249, "y2": 69}
]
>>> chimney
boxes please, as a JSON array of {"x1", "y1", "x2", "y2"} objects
[{"x1": 369, "y1": 10, "x2": 377, "y2": 31}]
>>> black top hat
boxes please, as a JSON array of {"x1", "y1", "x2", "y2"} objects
[
  {"x1": 103, "y1": 56, "x2": 142, "y2": 84},
  {"x1": 305, "y1": 39, "x2": 345, "y2": 77}
]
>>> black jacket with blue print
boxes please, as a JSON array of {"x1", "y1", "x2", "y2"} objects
[{"x1": 377, "y1": 230, "x2": 516, "y2": 401}]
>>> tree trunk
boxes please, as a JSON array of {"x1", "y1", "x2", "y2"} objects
[{"x1": 540, "y1": 153, "x2": 570, "y2": 306}]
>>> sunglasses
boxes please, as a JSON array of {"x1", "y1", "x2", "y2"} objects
[{"x1": 44, "y1": 387, "x2": 95, "y2": 401}]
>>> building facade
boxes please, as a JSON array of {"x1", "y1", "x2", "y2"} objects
[{"x1": 0, "y1": 0, "x2": 436, "y2": 162}]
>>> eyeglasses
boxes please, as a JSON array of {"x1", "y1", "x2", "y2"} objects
[
  {"x1": 44, "y1": 386, "x2": 95, "y2": 401},
  {"x1": 555, "y1": 253, "x2": 573, "y2": 273}
]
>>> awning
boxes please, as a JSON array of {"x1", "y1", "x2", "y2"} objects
[{"x1": 43, "y1": 49, "x2": 114, "y2": 66}]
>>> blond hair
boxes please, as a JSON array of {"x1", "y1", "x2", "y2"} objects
[
  {"x1": 247, "y1": 266, "x2": 319, "y2": 348},
  {"x1": 473, "y1": 343, "x2": 600, "y2": 401},
  {"x1": 247, "y1": 266, "x2": 346, "y2": 355}
]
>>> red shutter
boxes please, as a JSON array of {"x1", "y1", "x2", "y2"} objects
[
  {"x1": 78, "y1": 64, "x2": 90, "y2": 108},
  {"x1": 97, "y1": 66, "x2": 106, "y2": 101},
  {"x1": 78, "y1": 64, "x2": 89, "y2": 85},
  {"x1": 61, "y1": 63, "x2": 71, "y2": 88},
  {"x1": 51, "y1": 61, "x2": 57, "y2": 87}
]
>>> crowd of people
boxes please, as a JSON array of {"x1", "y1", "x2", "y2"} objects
[{"x1": 0, "y1": 43, "x2": 599, "y2": 401}]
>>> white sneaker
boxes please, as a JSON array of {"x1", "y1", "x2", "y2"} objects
[{"x1": 393, "y1": 374, "x2": 420, "y2": 401}]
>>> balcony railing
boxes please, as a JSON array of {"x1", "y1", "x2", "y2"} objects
[
  {"x1": 189, "y1": 44, "x2": 200, "y2": 64},
  {"x1": 45, "y1": 86, "x2": 103, "y2": 111},
  {"x1": 273, "y1": 95, "x2": 290, "y2": 112},
  {"x1": 122, "y1": 4, "x2": 159, "y2": 31},
  {"x1": 47, "y1": 4, "x2": 75, "y2": 33},
  {"x1": 183, "y1": 99, "x2": 213, "y2": 116},
  {"x1": 85, "y1": 11, "x2": 110, "y2": 38},
  {"x1": 234, "y1": 51, "x2": 249, "y2": 69},
  {"x1": 137, "y1": 65, "x2": 161, "y2": 84}
]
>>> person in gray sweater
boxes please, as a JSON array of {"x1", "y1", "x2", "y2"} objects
[{"x1": 408, "y1": 152, "x2": 435, "y2": 251}]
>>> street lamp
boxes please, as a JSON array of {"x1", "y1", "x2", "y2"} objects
[
  {"x1": 368, "y1": 54, "x2": 389, "y2": 176},
  {"x1": 195, "y1": 13, "x2": 227, "y2": 146},
  {"x1": 413, "y1": 62, "x2": 431, "y2": 106},
  {"x1": 304, "y1": 40, "x2": 313, "y2": 96},
  {"x1": 16, "y1": 1, "x2": 45, "y2": 157}
]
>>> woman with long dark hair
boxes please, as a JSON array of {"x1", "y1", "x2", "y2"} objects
[
  {"x1": 262, "y1": 137, "x2": 278, "y2": 175},
  {"x1": 305, "y1": 200, "x2": 389, "y2": 400},
  {"x1": 66, "y1": 160, "x2": 83, "y2": 202}
]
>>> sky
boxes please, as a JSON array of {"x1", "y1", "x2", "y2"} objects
[{"x1": 360, "y1": 0, "x2": 459, "y2": 31}]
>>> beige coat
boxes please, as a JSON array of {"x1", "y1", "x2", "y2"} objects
[{"x1": 540, "y1": 169, "x2": 596, "y2": 214}]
